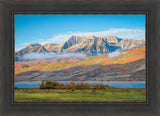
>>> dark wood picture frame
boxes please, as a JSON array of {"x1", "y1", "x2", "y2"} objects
[{"x1": 0, "y1": 0, "x2": 160, "y2": 116}]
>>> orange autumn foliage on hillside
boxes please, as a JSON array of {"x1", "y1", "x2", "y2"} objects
[{"x1": 15, "y1": 48, "x2": 145, "y2": 74}]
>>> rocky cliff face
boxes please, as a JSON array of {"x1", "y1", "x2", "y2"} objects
[
  {"x1": 15, "y1": 44, "x2": 48, "y2": 61},
  {"x1": 16, "y1": 44, "x2": 48, "y2": 55},
  {"x1": 57, "y1": 35, "x2": 144, "y2": 55},
  {"x1": 115, "y1": 38, "x2": 145, "y2": 50},
  {"x1": 15, "y1": 35, "x2": 145, "y2": 61},
  {"x1": 61, "y1": 36, "x2": 120, "y2": 56},
  {"x1": 43, "y1": 43, "x2": 64, "y2": 53}
]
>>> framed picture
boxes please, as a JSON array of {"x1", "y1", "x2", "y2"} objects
[
  {"x1": 0, "y1": 0, "x2": 160, "y2": 116},
  {"x1": 14, "y1": 14, "x2": 147, "y2": 103}
]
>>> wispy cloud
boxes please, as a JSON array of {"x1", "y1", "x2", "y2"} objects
[
  {"x1": 38, "y1": 28, "x2": 145, "y2": 45},
  {"x1": 16, "y1": 28, "x2": 145, "y2": 51},
  {"x1": 22, "y1": 52, "x2": 86, "y2": 60},
  {"x1": 108, "y1": 49, "x2": 121, "y2": 58},
  {"x1": 15, "y1": 47, "x2": 23, "y2": 52}
]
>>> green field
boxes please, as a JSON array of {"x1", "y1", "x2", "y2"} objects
[{"x1": 14, "y1": 88, "x2": 146, "y2": 102}]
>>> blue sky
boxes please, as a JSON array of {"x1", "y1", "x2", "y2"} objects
[{"x1": 15, "y1": 14, "x2": 145, "y2": 51}]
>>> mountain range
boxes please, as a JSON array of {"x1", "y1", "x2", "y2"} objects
[{"x1": 15, "y1": 35, "x2": 145, "y2": 61}]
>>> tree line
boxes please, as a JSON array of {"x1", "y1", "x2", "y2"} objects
[{"x1": 40, "y1": 81, "x2": 113, "y2": 90}]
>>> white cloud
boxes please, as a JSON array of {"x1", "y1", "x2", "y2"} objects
[
  {"x1": 108, "y1": 49, "x2": 121, "y2": 58},
  {"x1": 38, "y1": 28, "x2": 145, "y2": 45},
  {"x1": 15, "y1": 47, "x2": 22, "y2": 52},
  {"x1": 22, "y1": 52, "x2": 86, "y2": 60}
]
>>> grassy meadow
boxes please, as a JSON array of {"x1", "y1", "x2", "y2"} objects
[{"x1": 14, "y1": 87, "x2": 145, "y2": 102}]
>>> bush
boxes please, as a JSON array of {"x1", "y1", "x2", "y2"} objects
[{"x1": 40, "y1": 81, "x2": 111, "y2": 90}]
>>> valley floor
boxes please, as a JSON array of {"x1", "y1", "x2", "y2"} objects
[{"x1": 14, "y1": 88, "x2": 146, "y2": 102}]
